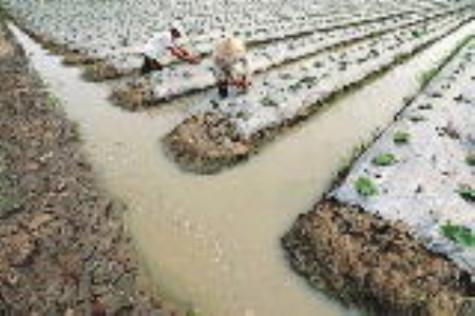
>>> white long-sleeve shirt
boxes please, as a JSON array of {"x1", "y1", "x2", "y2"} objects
[{"x1": 142, "y1": 32, "x2": 174, "y2": 59}]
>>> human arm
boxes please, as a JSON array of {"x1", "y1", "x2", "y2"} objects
[{"x1": 168, "y1": 46, "x2": 200, "y2": 64}]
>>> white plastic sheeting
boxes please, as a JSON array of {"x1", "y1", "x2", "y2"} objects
[
  {"x1": 182, "y1": 13, "x2": 470, "y2": 139},
  {"x1": 0, "y1": 0, "x2": 415, "y2": 71},
  {"x1": 332, "y1": 39, "x2": 475, "y2": 274}
]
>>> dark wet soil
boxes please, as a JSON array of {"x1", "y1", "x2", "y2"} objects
[
  {"x1": 282, "y1": 198, "x2": 475, "y2": 316},
  {"x1": 163, "y1": 112, "x2": 250, "y2": 174},
  {"x1": 110, "y1": 76, "x2": 157, "y2": 110},
  {"x1": 0, "y1": 16, "x2": 179, "y2": 314}
]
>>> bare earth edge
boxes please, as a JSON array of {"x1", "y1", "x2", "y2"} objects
[
  {"x1": 0, "y1": 13, "x2": 183, "y2": 315},
  {"x1": 281, "y1": 198, "x2": 475, "y2": 315},
  {"x1": 281, "y1": 36, "x2": 475, "y2": 315}
]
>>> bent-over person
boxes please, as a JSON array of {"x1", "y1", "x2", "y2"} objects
[
  {"x1": 141, "y1": 23, "x2": 199, "y2": 74},
  {"x1": 212, "y1": 37, "x2": 251, "y2": 98}
]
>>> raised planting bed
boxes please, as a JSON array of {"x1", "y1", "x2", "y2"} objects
[
  {"x1": 110, "y1": 12, "x2": 417, "y2": 108},
  {"x1": 283, "y1": 36, "x2": 475, "y2": 314},
  {"x1": 0, "y1": 0, "x2": 414, "y2": 77},
  {"x1": 331, "y1": 36, "x2": 475, "y2": 273},
  {"x1": 111, "y1": 7, "x2": 473, "y2": 109},
  {"x1": 4, "y1": 0, "x2": 470, "y2": 84},
  {"x1": 163, "y1": 13, "x2": 474, "y2": 174}
]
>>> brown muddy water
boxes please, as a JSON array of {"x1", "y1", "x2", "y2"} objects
[{"x1": 9, "y1": 21, "x2": 475, "y2": 316}]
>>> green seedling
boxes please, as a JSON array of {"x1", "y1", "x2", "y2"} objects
[
  {"x1": 458, "y1": 186, "x2": 475, "y2": 203},
  {"x1": 418, "y1": 103, "x2": 433, "y2": 110},
  {"x1": 46, "y1": 94, "x2": 61, "y2": 109},
  {"x1": 261, "y1": 97, "x2": 278, "y2": 107},
  {"x1": 409, "y1": 115, "x2": 426, "y2": 123},
  {"x1": 279, "y1": 73, "x2": 293, "y2": 80},
  {"x1": 313, "y1": 61, "x2": 323, "y2": 68},
  {"x1": 289, "y1": 76, "x2": 318, "y2": 91},
  {"x1": 441, "y1": 223, "x2": 475, "y2": 246},
  {"x1": 393, "y1": 131, "x2": 410, "y2": 144},
  {"x1": 299, "y1": 76, "x2": 318, "y2": 86},
  {"x1": 289, "y1": 82, "x2": 302, "y2": 91},
  {"x1": 354, "y1": 176, "x2": 378, "y2": 197},
  {"x1": 466, "y1": 154, "x2": 475, "y2": 166},
  {"x1": 372, "y1": 153, "x2": 398, "y2": 166},
  {"x1": 236, "y1": 111, "x2": 250, "y2": 121},
  {"x1": 412, "y1": 28, "x2": 427, "y2": 38},
  {"x1": 210, "y1": 99, "x2": 219, "y2": 109}
]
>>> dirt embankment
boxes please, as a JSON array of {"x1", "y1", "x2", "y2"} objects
[
  {"x1": 0, "y1": 18, "x2": 178, "y2": 314},
  {"x1": 5, "y1": 12, "x2": 125, "y2": 82},
  {"x1": 282, "y1": 199, "x2": 475, "y2": 315}
]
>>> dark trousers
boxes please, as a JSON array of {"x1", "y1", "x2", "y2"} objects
[{"x1": 141, "y1": 56, "x2": 163, "y2": 74}]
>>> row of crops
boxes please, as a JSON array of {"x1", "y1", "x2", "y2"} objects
[
  {"x1": 1, "y1": 0, "x2": 473, "y2": 175},
  {"x1": 113, "y1": 10, "x2": 448, "y2": 103},
  {"x1": 195, "y1": 13, "x2": 471, "y2": 137},
  {"x1": 0, "y1": 0, "x2": 411, "y2": 66},
  {"x1": 163, "y1": 7, "x2": 474, "y2": 173},
  {"x1": 331, "y1": 36, "x2": 475, "y2": 276},
  {"x1": 0, "y1": 0, "x2": 467, "y2": 73}
]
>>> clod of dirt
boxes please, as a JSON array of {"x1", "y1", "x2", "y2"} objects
[
  {"x1": 163, "y1": 112, "x2": 250, "y2": 174},
  {"x1": 62, "y1": 51, "x2": 97, "y2": 66},
  {"x1": 82, "y1": 60, "x2": 124, "y2": 82},
  {"x1": 110, "y1": 77, "x2": 156, "y2": 110}
]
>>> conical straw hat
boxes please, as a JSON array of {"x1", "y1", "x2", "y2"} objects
[{"x1": 214, "y1": 37, "x2": 247, "y2": 61}]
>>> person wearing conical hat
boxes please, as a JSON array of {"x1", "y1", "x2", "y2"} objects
[
  {"x1": 141, "y1": 22, "x2": 200, "y2": 74},
  {"x1": 212, "y1": 36, "x2": 251, "y2": 98}
]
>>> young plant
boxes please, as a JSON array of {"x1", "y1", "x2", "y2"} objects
[
  {"x1": 393, "y1": 131, "x2": 410, "y2": 144},
  {"x1": 418, "y1": 103, "x2": 433, "y2": 110},
  {"x1": 354, "y1": 176, "x2": 378, "y2": 197},
  {"x1": 46, "y1": 94, "x2": 61, "y2": 109},
  {"x1": 409, "y1": 115, "x2": 426, "y2": 123},
  {"x1": 466, "y1": 153, "x2": 475, "y2": 166},
  {"x1": 441, "y1": 223, "x2": 475, "y2": 246},
  {"x1": 261, "y1": 97, "x2": 278, "y2": 107},
  {"x1": 372, "y1": 153, "x2": 398, "y2": 166},
  {"x1": 279, "y1": 73, "x2": 292, "y2": 80},
  {"x1": 299, "y1": 76, "x2": 317, "y2": 86},
  {"x1": 458, "y1": 186, "x2": 475, "y2": 203},
  {"x1": 289, "y1": 82, "x2": 302, "y2": 92},
  {"x1": 236, "y1": 111, "x2": 250, "y2": 121}
]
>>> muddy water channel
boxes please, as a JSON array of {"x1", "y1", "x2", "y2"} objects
[{"x1": 10, "y1": 21, "x2": 475, "y2": 316}]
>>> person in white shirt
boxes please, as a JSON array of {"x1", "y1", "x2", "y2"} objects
[
  {"x1": 141, "y1": 24, "x2": 199, "y2": 74},
  {"x1": 212, "y1": 36, "x2": 251, "y2": 98}
]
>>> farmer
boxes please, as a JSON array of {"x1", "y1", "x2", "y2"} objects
[
  {"x1": 141, "y1": 23, "x2": 200, "y2": 74},
  {"x1": 212, "y1": 36, "x2": 251, "y2": 98}
]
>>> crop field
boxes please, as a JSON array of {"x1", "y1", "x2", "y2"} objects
[
  {"x1": 283, "y1": 34, "x2": 475, "y2": 315},
  {"x1": 1, "y1": 0, "x2": 475, "y2": 314},
  {"x1": 332, "y1": 36, "x2": 475, "y2": 272}
]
